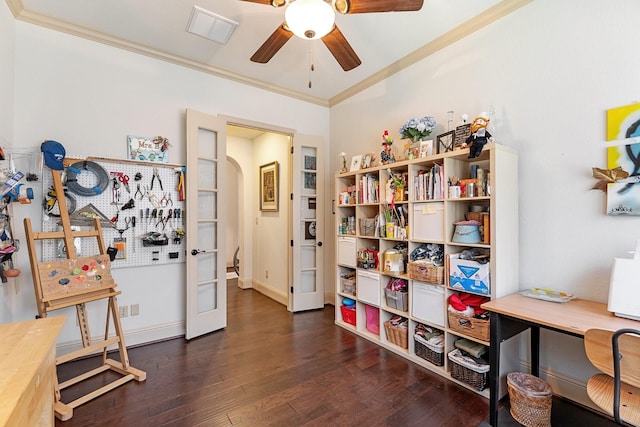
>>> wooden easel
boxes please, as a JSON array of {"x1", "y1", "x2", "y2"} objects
[{"x1": 24, "y1": 168, "x2": 146, "y2": 421}]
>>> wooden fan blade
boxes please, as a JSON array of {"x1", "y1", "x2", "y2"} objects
[
  {"x1": 241, "y1": 0, "x2": 275, "y2": 5},
  {"x1": 322, "y1": 26, "x2": 361, "y2": 71},
  {"x1": 344, "y1": 0, "x2": 424, "y2": 14},
  {"x1": 250, "y1": 24, "x2": 293, "y2": 63}
]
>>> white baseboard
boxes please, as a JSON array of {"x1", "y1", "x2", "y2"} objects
[
  {"x1": 252, "y1": 279, "x2": 287, "y2": 306},
  {"x1": 518, "y1": 361, "x2": 598, "y2": 412},
  {"x1": 237, "y1": 277, "x2": 252, "y2": 289},
  {"x1": 56, "y1": 321, "x2": 185, "y2": 356}
]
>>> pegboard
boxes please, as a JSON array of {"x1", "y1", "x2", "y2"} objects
[{"x1": 41, "y1": 156, "x2": 186, "y2": 269}]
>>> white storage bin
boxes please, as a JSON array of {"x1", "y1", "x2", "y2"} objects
[
  {"x1": 412, "y1": 203, "x2": 444, "y2": 241},
  {"x1": 337, "y1": 237, "x2": 356, "y2": 267},
  {"x1": 412, "y1": 282, "x2": 445, "y2": 326},
  {"x1": 357, "y1": 270, "x2": 380, "y2": 306}
]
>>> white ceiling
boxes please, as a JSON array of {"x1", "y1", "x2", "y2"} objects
[{"x1": 8, "y1": 0, "x2": 530, "y2": 106}]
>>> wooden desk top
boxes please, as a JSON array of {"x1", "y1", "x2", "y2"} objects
[
  {"x1": 0, "y1": 316, "x2": 65, "y2": 425},
  {"x1": 482, "y1": 293, "x2": 640, "y2": 336}
]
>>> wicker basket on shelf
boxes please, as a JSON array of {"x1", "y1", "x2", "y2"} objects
[
  {"x1": 384, "y1": 320, "x2": 408, "y2": 349},
  {"x1": 414, "y1": 335, "x2": 444, "y2": 366},
  {"x1": 408, "y1": 262, "x2": 444, "y2": 285},
  {"x1": 447, "y1": 311, "x2": 490, "y2": 342},
  {"x1": 448, "y1": 348, "x2": 489, "y2": 391}
]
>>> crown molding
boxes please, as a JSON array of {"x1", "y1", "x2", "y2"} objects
[
  {"x1": 7, "y1": 0, "x2": 533, "y2": 109},
  {"x1": 8, "y1": 1, "x2": 329, "y2": 107},
  {"x1": 329, "y1": 0, "x2": 534, "y2": 107}
]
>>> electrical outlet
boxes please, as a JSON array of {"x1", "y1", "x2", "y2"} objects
[
  {"x1": 119, "y1": 305, "x2": 128, "y2": 318},
  {"x1": 130, "y1": 304, "x2": 139, "y2": 316},
  {"x1": 265, "y1": 270, "x2": 269, "y2": 279}
]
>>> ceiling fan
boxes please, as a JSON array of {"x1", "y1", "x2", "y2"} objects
[{"x1": 243, "y1": 0, "x2": 424, "y2": 71}]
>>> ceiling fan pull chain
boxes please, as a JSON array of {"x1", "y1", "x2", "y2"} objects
[{"x1": 308, "y1": 45, "x2": 314, "y2": 88}]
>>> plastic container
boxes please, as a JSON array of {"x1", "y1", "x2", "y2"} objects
[{"x1": 365, "y1": 304, "x2": 380, "y2": 335}]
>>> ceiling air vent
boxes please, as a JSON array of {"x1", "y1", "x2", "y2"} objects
[{"x1": 186, "y1": 6, "x2": 238, "y2": 45}]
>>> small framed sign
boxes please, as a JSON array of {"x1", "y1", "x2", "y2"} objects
[
  {"x1": 453, "y1": 124, "x2": 472, "y2": 150},
  {"x1": 127, "y1": 135, "x2": 170, "y2": 163}
]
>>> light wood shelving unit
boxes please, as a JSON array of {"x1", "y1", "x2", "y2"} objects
[{"x1": 334, "y1": 143, "x2": 518, "y2": 396}]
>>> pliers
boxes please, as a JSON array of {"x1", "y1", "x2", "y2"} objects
[
  {"x1": 160, "y1": 192, "x2": 173, "y2": 207},
  {"x1": 134, "y1": 183, "x2": 145, "y2": 200},
  {"x1": 151, "y1": 167, "x2": 163, "y2": 191}
]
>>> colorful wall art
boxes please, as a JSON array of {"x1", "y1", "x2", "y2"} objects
[
  {"x1": 606, "y1": 102, "x2": 640, "y2": 141},
  {"x1": 606, "y1": 142, "x2": 640, "y2": 215}
]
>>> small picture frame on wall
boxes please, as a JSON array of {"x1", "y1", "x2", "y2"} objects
[
  {"x1": 259, "y1": 161, "x2": 279, "y2": 212},
  {"x1": 437, "y1": 130, "x2": 455, "y2": 153},
  {"x1": 127, "y1": 135, "x2": 170, "y2": 163},
  {"x1": 350, "y1": 155, "x2": 363, "y2": 172}
]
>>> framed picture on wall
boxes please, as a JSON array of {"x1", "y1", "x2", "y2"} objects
[{"x1": 260, "y1": 161, "x2": 279, "y2": 212}]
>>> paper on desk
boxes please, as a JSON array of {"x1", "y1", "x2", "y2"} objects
[{"x1": 519, "y1": 288, "x2": 576, "y2": 303}]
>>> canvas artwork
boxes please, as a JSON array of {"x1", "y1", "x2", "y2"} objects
[
  {"x1": 606, "y1": 141, "x2": 640, "y2": 215},
  {"x1": 606, "y1": 102, "x2": 640, "y2": 141}
]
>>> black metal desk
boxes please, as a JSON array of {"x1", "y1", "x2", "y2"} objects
[{"x1": 482, "y1": 293, "x2": 640, "y2": 426}]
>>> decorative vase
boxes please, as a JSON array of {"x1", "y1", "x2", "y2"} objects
[
  {"x1": 386, "y1": 222, "x2": 395, "y2": 239},
  {"x1": 394, "y1": 187, "x2": 404, "y2": 202}
]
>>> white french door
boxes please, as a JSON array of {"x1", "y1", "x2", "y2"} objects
[
  {"x1": 290, "y1": 133, "x2": 324, "y2": 312},
  {"x1": 185, "y1": 108, "x2": 227, "y2": 339}
]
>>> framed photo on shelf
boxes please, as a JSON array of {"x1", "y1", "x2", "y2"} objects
[
  {"x1": 259, "y1": 161, "x2": 279, "y2": 212},
  {"x1": 419, "y1": 140, "x2": 433, "y2": 157},
  {"x1": 363, "y1": 153, "x2": 372, "y2": 169},
  {"x1": 437, "y1": 130, "x2": 455, "y2": 153},
  {"x1": 350, "y1": 155, "x2": 362, "y2": 172}
]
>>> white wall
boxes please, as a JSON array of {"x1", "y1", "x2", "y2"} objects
[
  {"x1": 5, "y1": 0, "x2": 640, "y2": 408},
  {"x1": 252, "y1": 132, "x2": 290, "y2": 303},
  {"x1": 6, "y1": 21, "x2": 329, "y2": 346},
  {"x1": 226, "y1": 157, "x2": 240, "y2": 267},
  {"x1": 226, "y1": 135, "x2": 254, "y2": 287},
  {"x1": 0, "y1": 1, "x2": 15, "y2": 325},
  {"x1": 329, "y1": 0, "x2": 640, "y2": 406}
]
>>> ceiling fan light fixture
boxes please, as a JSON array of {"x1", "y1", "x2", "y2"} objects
[{"x1": 285, "y1": 0, "x2": 335, "y2": 40}]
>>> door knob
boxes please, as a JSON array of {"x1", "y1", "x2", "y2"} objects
[
  {"x1": 317, "y1": 241, "x2": 323, "y2": 247},
  {"x1": 191, "y1": 249, "x2": 208, "y2": 256}
]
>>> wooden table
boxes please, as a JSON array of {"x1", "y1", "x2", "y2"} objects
[
  {"x1": 481, "y1": 293, "x2": 640, "y2": 426},
  {"x1": 0, "y1": 316, "x2": 65, "y2": 427}
]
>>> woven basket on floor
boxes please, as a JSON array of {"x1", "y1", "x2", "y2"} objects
[{"x1": 507, "y1": 372, "x2": 552, "y2": 427}]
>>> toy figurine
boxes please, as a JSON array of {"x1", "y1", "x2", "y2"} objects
[
  {"x1": 464, "y1": 114, "x2": 493, "y2": 159},
  {"x1": 380, "y1": 130, "x2": 395, "y2": 164}
]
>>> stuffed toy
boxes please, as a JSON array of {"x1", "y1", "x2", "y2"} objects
[
  {"x1": 464, "y1": 115, "x2": 493, "y2": 159},
  {"x1": 380, "y1": 130, "x2": 395, "y2": 164}
]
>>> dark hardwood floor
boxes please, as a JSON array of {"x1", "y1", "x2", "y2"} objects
[{"x1": 55, "y1": 279, "x2": 489, "y2": 426}]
